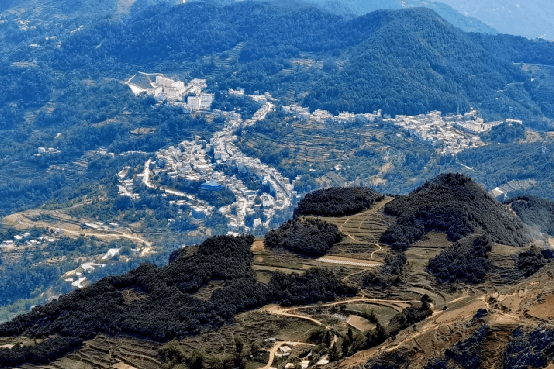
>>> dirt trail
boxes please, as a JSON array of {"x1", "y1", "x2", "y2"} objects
[
  {"x1": 257, "y1": 341, "x2": 314, "y2": 369},
  {"x1": 264, "y1": 297, "x2": 420, "y2": 324},
  {"x1": 264, "y1": 305, "x2": 325, "y2": 327},
  {"x1": 370, "y1": 243, "x2": 383, "y2": 259},
  {"x1": 257, "y1": 341, "x2": 286, "y2": 369},
  {"x1": 342, "y1": 269, "x2": 369, "y2": 283}
]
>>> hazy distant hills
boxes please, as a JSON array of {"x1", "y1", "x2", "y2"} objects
[
  {"x1": 334, "y1": 0, "x2": 554, "y2": 40},
  {"x1": 307, "y1": 0, "x2": 499, "y2": 35},
  {"x1": 438, "y1": 0, "x2": 554, "y2": 40},
  {"x1": 305, "y1": 0, "x2": 554, "y2": 40}
]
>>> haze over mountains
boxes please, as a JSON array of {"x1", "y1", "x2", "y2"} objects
[
  {"x1": 438, "y1": 0, "x2": 554, "y2": 40},
  {"x1": 307, "y1": 0, "x2": 554, "y2": 40}
]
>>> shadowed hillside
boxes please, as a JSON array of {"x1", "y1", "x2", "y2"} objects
[{"x1": 507, "y1": 195, "x2": 554, "y2": 236}]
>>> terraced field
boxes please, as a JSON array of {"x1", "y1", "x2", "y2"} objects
[
  {"x1": 319, "y1": 197, "x2": 394, "y2": 259},
  {"x1": 238, "y1": 118, "x2": 391, "y2": 167},
  {"x1": 21, "y1": 336, "x2": 162, "y2": 369}
]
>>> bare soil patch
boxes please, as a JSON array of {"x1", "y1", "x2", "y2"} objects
[
  {"x1": 251, "y1": 239, "x2": 265, "y2": 254},
  {"x1": 528, "y1": 294, "x2": 554, "y2": 320},
  {"x1": 346, "y1": 315, "x2": 375, "y2": 332}
]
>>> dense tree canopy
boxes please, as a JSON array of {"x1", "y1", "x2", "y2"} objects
[
  {"x1": 381, "y1": 173, "x2": 531, "y2": 250},
  {"x1": 264, "y1": 218, "x2": 342, "y2": 256},
  {"x1": 0, "y1": 235, "x2": 355, "y2": 367},
  {"x1": 294, "y1": 187, "x2": 384, "y2": 218},
  {"x1": 427, "y1": 235, "x2": 492, "y2": 284}
]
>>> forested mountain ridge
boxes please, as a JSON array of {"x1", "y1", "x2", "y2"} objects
[
  {"x1": 381, "y1": 173, "x2": 532, "y2": 250},
  {"x1": 0, "y1": 174, "x2": 553, "y2": 368}
]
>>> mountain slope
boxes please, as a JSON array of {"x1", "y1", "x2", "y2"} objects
[
  {"x1": 303, "y1": 7, "x2": 532, "y2": 117},
  {"x1": 381, "y1": 173, "x2": 532, "y2": 249},
  {"x1": 0, "y1": 235, "x2": 354, "y2": 366},
  {"x1": 0, "y1": 174, "x2": 552, "y2": 368},
  {"x1": 338, "y1": 260, "x2": 554, "y2": 369},
  {"x1": 1, "y1": 0, "x2": 554, "y2": 332}
]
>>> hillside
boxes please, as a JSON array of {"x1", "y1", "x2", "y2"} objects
[
  {"x1": 336, "y1": 260, "x2": 554, "y2": 369},
  {"x1": 381, "y1": 173, "x2": 532, "y2": 250},
  {"x1": 0, "y1": 174, "x2": 552, "y2": 368},
  {"x1": 507, "y1": 195, "x2": 554, "y2": 236},
  {"x1": 1, "y1": 0, "x2": 554, "y2": 335},
  {"x1": 302, "y1": 8, "x2": 530, "y2": 118},
  {"x1": 0, "y1": 235, "x2": 355, "y2": 367}
]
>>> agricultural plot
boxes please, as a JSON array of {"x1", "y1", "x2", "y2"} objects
[{"x1": 17, "y1": 335, "x2": 162, "y2": 369}]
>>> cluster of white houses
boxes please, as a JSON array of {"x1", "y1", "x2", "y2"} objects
[{"x1": 126, "y1": 73, "x2": 214, "y2": 111}]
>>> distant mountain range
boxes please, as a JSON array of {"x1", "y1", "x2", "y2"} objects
[
  {"x1": 306, "y1": 0, "x2": 499, "y2": 35},
  {"x1": 7, "y1": 0, "x2": 551, "y2": 39},
  {"x1": 307, "y1": 0, "x2": 554, "y2": 40},
  {"x1": 438, "y1": 0, "x2": 554, "y2": 40}
]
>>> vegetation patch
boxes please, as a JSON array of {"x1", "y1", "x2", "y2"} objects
[
  {"x1": 264, "y1": 218, "x2": 342, "y2": 256},
  {"x1": 427, "y1": 235, "x2": 492, "y2": 284},
  {"x1": 381, "y1": 173, "x2": 531, "y2": 250},
  {"x1": 293, "y1": 187, "x2": 384, "y2": 218},
  {"x1": 364, "y1": 252, "x2": 407, "y2": 289},
  {"x1": 516, "y1": 247, "x2": 553, "y2": 277},
  {"x1": 504, "y1": 327, "x2": 554, "y2": 369}
]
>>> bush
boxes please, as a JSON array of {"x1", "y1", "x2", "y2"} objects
[
  {"x1": 516, "y1": 247, "x2": 551, "y2": 277},
  {"x1": 364, "y1": 252, "x2": 406, "y2": 288},
  {"x1": 427, "y1": 235, "x2": 492, "y2": 284}
]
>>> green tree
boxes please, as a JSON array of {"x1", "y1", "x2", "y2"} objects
[
  {"x1": 329, "y1": 341, "x2": 341, "y2": 362},
  {"x1": 234, "y1": 338, "x2": 246, "y2": 369}
]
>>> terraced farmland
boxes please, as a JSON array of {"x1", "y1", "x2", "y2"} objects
[
  {"x1": 316, "y1": 197, "x2": 394, "y2": 260},
  {"x1": 21, "y1": 335, "x2": 162, "y2": 369}
]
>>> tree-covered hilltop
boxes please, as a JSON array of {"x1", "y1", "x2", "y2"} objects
[
  {"x1": 427, "y1": 235, "x2": 493, "y2": 284},
  {"x1": 264, "y1": 218, "x2": 342, "y2": 256},
  {"x1": 506, "y1": 195, "x2": 554, "y2": 236},
  {"x1": 381, "y1": 173, "x2": 532, "y2": 250},
  {"x1": 0, "y1": 235, "x2": 355, "y2": 367},
  {"x1": 293, "y1": 187, "x2": 384, "y2": 218}
]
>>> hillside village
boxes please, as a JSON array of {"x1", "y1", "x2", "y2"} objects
[
  {"x1": 122, "y1": 75, "x2": 299, "y2": 233},
  {"x1": 390, "y1": 110, "x2": 504, "y2": 155},
  {"x1": 119, "y1": 73, "x2": 531, "y2": 234}
]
